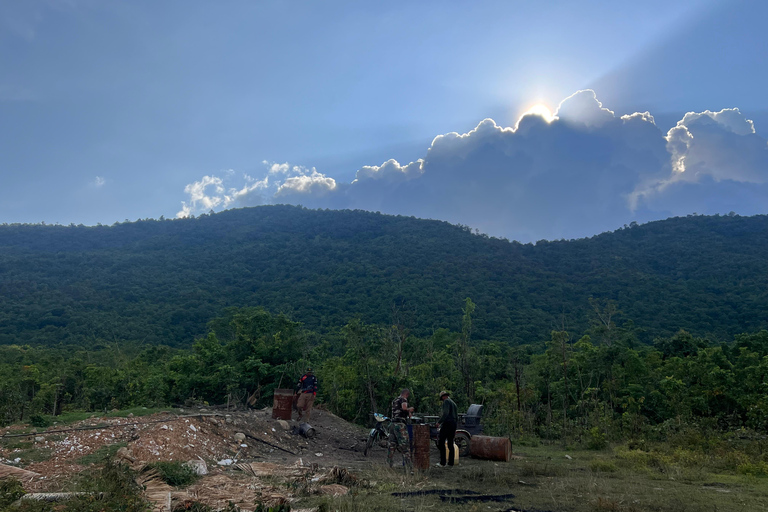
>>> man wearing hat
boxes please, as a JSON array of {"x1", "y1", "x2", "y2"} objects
[
  {"x1": 436, "y1": 390, "x2": 458, "y2": 467},
  {"x1": 295, "y1": 367, "x2": 318, "y2": 422}
]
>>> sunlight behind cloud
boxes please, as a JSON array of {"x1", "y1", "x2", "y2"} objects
[{"x1": 514, "y1": 103, "x2": 555, "y2": 131}]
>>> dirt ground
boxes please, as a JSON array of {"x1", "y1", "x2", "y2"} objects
[{"x1": 0, "y1": 404, "x2": 402, "y2": 511}]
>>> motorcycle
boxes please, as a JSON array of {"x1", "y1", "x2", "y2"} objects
[{"x1": 363, "y1": 413, "x2": 391, "y2": 456}]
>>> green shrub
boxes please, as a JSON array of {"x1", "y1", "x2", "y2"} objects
[
  {"x1": 589, "y1": 459, "x2": 618, "y2": 473},
  {"x1": 737, "y1": 461, "x2": 768, "y2": 477},
  {"x1": 149, "y1": 460, "x2": 200, "y2": 487},
  {"x1": 586, "y1": 427, "x2": 608, "y2": 450},
  {"x1": 29, "y1": 414, "x2": 50, "y2": 428},
  {"x1": 0, "y1": 478, "x2": 26, "y2": 508}
]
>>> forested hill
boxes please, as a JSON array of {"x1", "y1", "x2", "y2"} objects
[{"x1": 1, "y1": 206, "x2": 766, "y2": 346}]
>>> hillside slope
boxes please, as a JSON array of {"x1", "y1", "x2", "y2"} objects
[{"x1": 1, "y1": 206, "x2": 766, "y2": 345}]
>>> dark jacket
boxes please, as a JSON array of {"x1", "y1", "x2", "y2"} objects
[
  {"x1": 298, "y1": 374, "x2": 318, "y2": 395},
  {"x1": 439, "y1": 397, "x2": 458, "y2": 425}
]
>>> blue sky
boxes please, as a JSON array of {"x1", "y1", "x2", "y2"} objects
[{"x1": 1, "y1": 0, "x2": 766, "y2": 242}]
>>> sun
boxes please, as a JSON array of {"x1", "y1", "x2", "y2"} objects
[
  {"x1": 522, "y1": 103, "x2": 554, "y2": 122},
  {"x1": 514, "y1": 103, "x2": 555, "y2": 131}
]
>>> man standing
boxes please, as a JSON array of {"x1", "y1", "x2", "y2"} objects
[
  {"x1": 387, "y1": 388, "x2": 414, "y2": 471},
  {"x1": 295, "y1": 368, "x2": 317, "y2": 422},
  {"x1": 436, "y1": 390, "x2": 458, "y2": 467}
]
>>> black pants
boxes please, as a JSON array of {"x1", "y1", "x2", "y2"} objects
[{"x1": 438, "y1": 421, "x2": 457, "y2": 466}]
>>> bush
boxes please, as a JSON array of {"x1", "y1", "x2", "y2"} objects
[
  {"x1": 737, "y1": 461, "x2": 768, "y2": 477},
  {"x1": 589, "y1": 459, "x2": 618, "y2": 473},
  {"x1": 0, "y1": 478, "x2": 25, "y2": 508},
  {"x1": 29, "y1": 414, "x2": 50, "y2": 428},
  {"x1": 586, "y1": 427, "x2": 608, "y2": 450},
  {"x1": 149, "y1": 460, "x2": 200, "y2": 487}
]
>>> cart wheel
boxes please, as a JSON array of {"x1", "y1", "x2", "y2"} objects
[{"x1": 455, "y1": 432, "x2": 471, "y2": 457}]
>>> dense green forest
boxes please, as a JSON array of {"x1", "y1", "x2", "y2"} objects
[
  {"x1": 1, "y1": 206, "x2": 767, "y2": 347},
  {"x1": 2, "y1": 306, "x2": 768, "y2": 448}
]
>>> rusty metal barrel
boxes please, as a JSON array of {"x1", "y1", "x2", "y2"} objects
[
  {"x1": 272, "y1": 388, "x2": 294, "y2": 420},
  {"x1": 469, "y1": 435, "x2": 512, "y2": 461},
  {"x1": 412, "y1": 424, "x2": 431, "y2": 470}
]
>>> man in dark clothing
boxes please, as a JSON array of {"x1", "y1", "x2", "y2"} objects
[
  {"x1": 295, "y1": 368, "x2": 318, "y2": 422},
  {"x1": 436, "y1": 390, "x2": 458, "y2": 467},
  {"x1": 387, "y1": 388, "x2": 414, "y2": 471}
]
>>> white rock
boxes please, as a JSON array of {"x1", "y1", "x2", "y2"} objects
[
  {"x1": 234, "y1": 433, "x2": 246, "y2": 442},
  {"x1": 217, "y1": 458, "x2": 233, "y2": 466},
  {"x1": 34, "y1": 436, "x2": 45, "y2": 443},
  {"x1": 184, "y1": 459, "x2": 208, "y2": 475},
  {"x1": 315, "y1": 453, "x2": 323, "y2": 457},
  {"x1": 565, "y1": 454, "x2": 572, "y2": 460}
]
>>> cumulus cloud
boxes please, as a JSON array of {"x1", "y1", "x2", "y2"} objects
[
  {"x1": 93, "y1": 176, "x2": 105, "y2": 188},
  {"x1": 630, "y1": 108, "x2": 768, "y2": 209},
  {"x1": 177, "y1": 90, "x2": 768, "y2": 241},
  {"x1": 176, "y1": 164, "x2": 333, "y2": 217}
]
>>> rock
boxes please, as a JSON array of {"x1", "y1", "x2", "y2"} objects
[
  {"x1": 127, "y1": 413, "x2": 134, "y2": 418},
  {"x1": 277, "y1": 420, "x2": 290, "y2": 431},
  {"x1": 184, "y1": 459, "x2": 208, "y2": 475},
  {"x1": 565, "y1": 454, "x2": 572, "y2": 460},
  {"x1": 217, "y1": 458, "x2": 233, "y2": 466},
  {"x1": 225, "y1": 415, "x2": 233, "y2": 424},
  {"x1": 34, "y1": 437, "x2": 44, "y2": 443},
  {"x1": 315, "y1": 453, "x2": 323, "y2": 457},
  {"x1": 234, "y1": 433, "x2": 246, "y2": 443}
]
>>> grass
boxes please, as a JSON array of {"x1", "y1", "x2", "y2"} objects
[
  {"x1": 76, "y1": 442, "x2": 127, "y2": 465},
  {"x1": 27, "y1": 407, "x2": 173, "y2": 429},
  {"x1": 290, "y1": 442, "x2": 768, "y2": 512}
]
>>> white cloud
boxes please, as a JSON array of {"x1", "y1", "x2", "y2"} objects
[
  {"x1": 554, "y1": 89, "x2": 615, "y2": 127},
  {"x1": 177, "y1": 91, "x2": 768, "y2": 241},
  {"x1": 630, "y1": 108, "x2": 768, "y2": 209},
  {"x1": 93, "y1": 176, "x2": 106, "y2": 188},
  {"x1": 275, "y1": 170, "x2": 337, "y2": 196},
  {"x1": 176, "y1": 175, "x2": 231, "y2": 218}
]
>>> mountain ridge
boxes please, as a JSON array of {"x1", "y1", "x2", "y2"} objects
[{"x1": 1, "y1": 206, "x2": 766, "y2": 346}]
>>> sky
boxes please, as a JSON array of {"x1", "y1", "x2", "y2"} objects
[{"x1": 1, "y1": 0, "x2": 767, "y2": 242}]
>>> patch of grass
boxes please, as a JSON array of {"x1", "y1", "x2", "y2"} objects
[
  {"x1": 12, "y1": 447, "x2": 53, "y2": 465},
  {"x1": 590, "y1": 459, "x2": 618, "y2": 473},
  {"x1": 77, "y1": 442, "x2": 127, "y2": 465},
  {"x1": 105, "y1": 407, "x2": 171, "y2": 418},
  {"x1": 148, "y1": 460, "x2": 200, "y2": 487},
  {"x1": 1, "y1": 439, "x2": 34, "y2": 451},
  {"x1": 519, "y1": 462, "x2": 568, "y2": 477},
  {"x1": 13, "y1": 407, "x2": 173, "y2": 431}
]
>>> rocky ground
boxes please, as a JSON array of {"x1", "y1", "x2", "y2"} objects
[{"x1": 0, "y1": 405, "x2": 399, "y2": 511}]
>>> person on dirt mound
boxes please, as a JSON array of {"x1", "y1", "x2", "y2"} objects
[
  {"x1": 295, "y1": 367, "x2": 318, "y2": 422},
  {"x1": 387, "y1": 388, "x2": 414, "y2": 472}
]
